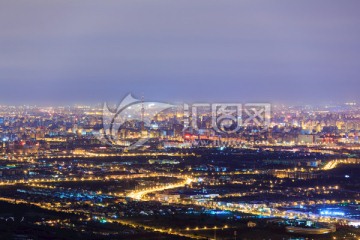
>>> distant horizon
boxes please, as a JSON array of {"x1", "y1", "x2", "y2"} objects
[{"x1": 0, "y1": 97, "x2": 357, "y2": 108}]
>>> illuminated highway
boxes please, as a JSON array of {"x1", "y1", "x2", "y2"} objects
[
  {"x1": 322, "y1": 158, "x2": 360, "y2": 170},
  {"x1": 127, "y1": 176, "x2": 194, "y2": 200}
]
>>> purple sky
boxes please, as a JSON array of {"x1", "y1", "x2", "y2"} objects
[{"x1": 0, "y1": 0, "x2": 359, "y2": 105}]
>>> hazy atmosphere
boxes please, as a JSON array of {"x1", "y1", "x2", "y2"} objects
[{"x1": 1, "y1": 0, "x2": 360, "y2": 104}]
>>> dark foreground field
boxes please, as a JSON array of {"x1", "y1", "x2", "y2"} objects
[{"x1": 0, "y1": 200, "x2": 189, "y2": 240}]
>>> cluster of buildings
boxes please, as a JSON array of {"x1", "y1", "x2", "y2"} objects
[{"x1": 0, "y1": 103, "x2": 358, "y2": 155}]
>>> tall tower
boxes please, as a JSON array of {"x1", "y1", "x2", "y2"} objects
[{"x1": 141, "y1": 94, "x2": 145, "y2": 133}]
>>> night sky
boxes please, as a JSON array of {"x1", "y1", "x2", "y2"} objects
[{"x1": 0, "y1": 0, "x2": 359, "y2": 105}]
